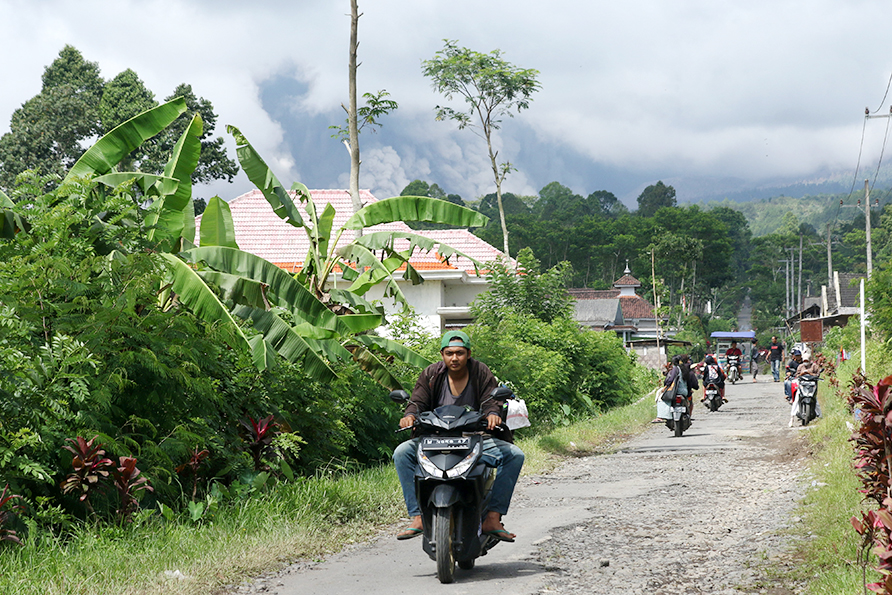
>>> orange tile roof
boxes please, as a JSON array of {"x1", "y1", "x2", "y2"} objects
[{"x1": 203, "y1": 189, "x2": 506, "y2": 276}]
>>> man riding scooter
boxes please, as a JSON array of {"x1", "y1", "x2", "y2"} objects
[
  {"x1": 392, "y1": 330, "x2": 524, "y2": 542},
  {"x1": 783, "y1": 349, "x2": 803, "y2": 402}
]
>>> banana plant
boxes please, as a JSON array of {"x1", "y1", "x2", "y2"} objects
[
  {"x1": 210, "y1": 126, "x2": 493, "y2": 385},
  {"x1": 226, "y1": 125, "x2": 488, "y2": 307}
]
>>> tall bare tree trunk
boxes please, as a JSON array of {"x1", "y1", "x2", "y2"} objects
[
  {"x1": 348, "y1": 0, "x2": 362, "y2": 228},
  {"x1": 486, "y1": 136, "x2": 510, "y2": 256}
]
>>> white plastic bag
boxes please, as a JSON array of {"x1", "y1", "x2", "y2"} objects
[{"x1": 506, "y1": 398, "x2": 531, "y2": 430}]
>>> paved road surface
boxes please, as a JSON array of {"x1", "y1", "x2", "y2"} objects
[{"x1": 247, "y1": 376, "x2": 807, "y2": 595}]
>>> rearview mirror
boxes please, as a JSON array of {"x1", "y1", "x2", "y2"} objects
[
  {"x1": 389, "y1": 389, "x2": 410, "y2": 404},
  {"x1": 490, "y1": 386, "x2": 514, "y2": 401}
]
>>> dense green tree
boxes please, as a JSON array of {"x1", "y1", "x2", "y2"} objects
[
  {"x1": 636, "y1": 181, "x2": 676, "y2": 217},
  {"x1": 140, "y1": 84, "x2": 238, "y2": 185},
  {"x1": 0, "y1": 46, "x2": 105, "y2": 188},
  {"x1": 0, "y1": 46, "x2": 237, "y2": 191},
  {"x1": 588, "y1": 190, "x2": 629, "y2": 219},
  {"x1": 422, "y1": 39, "x2": 540, "y2": 256}
]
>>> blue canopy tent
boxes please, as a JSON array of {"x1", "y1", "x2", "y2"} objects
[
  {"x1": 709, "y1": 331, "x2": 756, "y2": 370},
  {"x1": 709, "y1": 331, "x2": 756, "y2": 340}
]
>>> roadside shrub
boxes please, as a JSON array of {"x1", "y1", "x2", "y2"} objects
[{"x1": 467, "y1": 312, "x2": 639, "y2": 425}]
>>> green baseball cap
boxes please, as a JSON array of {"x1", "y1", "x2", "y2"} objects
[{"x1": 440, "y1": 330, "x2": 471, "y2": 350}]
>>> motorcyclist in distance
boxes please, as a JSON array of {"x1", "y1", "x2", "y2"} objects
[
  {"x1": 700, "y1": 354, "x2": 727, "y2": 403},
  {"x1": 393, "y1": 330, "x2": 524, "y2": 542},
  {"x1": 788, "y1": 353, "x2": 823, "y2": 426},
  {"x1": 783, "y1": 349, "x2": 803, "y2": 402}
]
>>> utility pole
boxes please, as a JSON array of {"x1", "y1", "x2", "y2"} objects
[
  {"x1": 865, "y1": 180, "x2": 874, "y2": 278},
  {"x1": 861, "y1": 104, "x2": 891, "y2": 276},
  {"x1": 839, "y1": 180, "x2": 879, "y2": 279},
  {"x1": 826, "y1": 223, "x2": 832, "y2": 287},
  {"x1": 798, "y1": 233, "x2": 803, "y2": 314}
]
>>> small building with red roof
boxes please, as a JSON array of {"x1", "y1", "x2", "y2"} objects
[
  {"x1": 569, "y1": 265, "x2": 672, "y2": 368},
  {"x1": 207, "y1": 189, "x2": 507, "y2": 333}
]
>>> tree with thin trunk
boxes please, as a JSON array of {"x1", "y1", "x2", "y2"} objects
[
  {"x1": 422, "y1": 40, "x2": 540, "y2": 256},
  {"x1": 331, "y1": 0, "x2": 398, "y2": 225}
]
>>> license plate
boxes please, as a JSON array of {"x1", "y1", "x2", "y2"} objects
[
  {"x1": 672, "y1": 406, "x2": 687, "y2": 413},
  {"x1": 421, "y1": 437, "x2": 470, "y2": 451}
]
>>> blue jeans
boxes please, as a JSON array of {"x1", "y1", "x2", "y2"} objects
[
  {"x1": 393, "y1": 436, "x2": 524, "y2": 518},
  {"x1": 771, "y1": 359, "x2": 781, "y2": 381}
]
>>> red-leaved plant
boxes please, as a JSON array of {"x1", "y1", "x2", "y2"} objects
[
  {"x1": 849, "y1": 372, "x2": 892, "y2": 593},
  {"x1": 176, "y1": 447, "x2": 210, "y2": 502},
  {"x1": 60, "y1": 436, "x2": 114, "y2": 516},
  {"x1": 0, "y1": 484, "x2": 23, "y2": 545},
  {"x1": 112, "y1": 456, "x2": 153, "y2": 522},
  {"x1": 240, "y1": 415, "x2": 279, "y2": 471}
]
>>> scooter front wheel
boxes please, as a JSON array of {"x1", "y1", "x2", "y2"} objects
[{"x1": 434, "y1": 506, "x2": 455, "y2": 583}]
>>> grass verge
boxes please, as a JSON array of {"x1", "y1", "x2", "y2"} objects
[
  {"x1": 0, "y1": 391, "x2": 658, "y2": 595},
  {"x1": 785, "y1": 341, "x2": 892, "y2": 594}
]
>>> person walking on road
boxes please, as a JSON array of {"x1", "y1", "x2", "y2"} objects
[
  {"x1": 750, "y1": 338, "x2": 759, "y2": 382},
  {"x1": 768, "y1": 336, "x2": 784, "y2": 382}
]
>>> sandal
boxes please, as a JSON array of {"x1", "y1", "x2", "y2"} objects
[
  {"x1": 484, "y1": 528, "x2": 516, "y2": 542},
  {"x1": 396, "y1": 527, "x2": 423, "y2": 540}
]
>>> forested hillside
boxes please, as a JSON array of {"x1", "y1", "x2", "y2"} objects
[{"x1": 403, "y1": 178, "x2": 892, "y2": 347}]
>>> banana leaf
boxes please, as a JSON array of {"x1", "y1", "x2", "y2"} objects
[
  {"x1": 196, "y1": 270, "x2": 269, "y2": 310},
  {"x1": 0, "y1": 190, "x2": 28, "y2": 238},
  {"x1": 327, "y1": 289, "x2": 383, "y2": 315},
  {"x1": 248, "y1": 335, "x2": 278, "y2": 372},
  {"x1": 231, "y1": 305, "x2": 338, "y2": 382},
  {"x1": 352, "y1": 230, "x2": 485, "y2": 272},
  {"x1": 65, "y1": 98, "x2": 187, "y2": 182},
  {"x1": 338, "y1": 313, "x2": 384, "y2": 333},
  {"x1": 343, "y1": 195, "x2": 487, "y2": 230},
  {"x1": 349, "y1": 343, "x2": 404, "y2": 391},
  {"x1": 179, "y1": 246, "x2": 340, "y2": 331},
  {"x1": 199, "y1": 197, "x2": 239, "y2": 249},
  {"x1": 157, "y1": 253, "x2": 259, "y2": 367},
  {"x1": 352, "y1": 334, "x2": 433, "y2": 369},
  {"x1": 95, "y1": 172, "x2": 178, "y2": 196},
  {"x1": 338, "y1": 243, "x2": 407, "y2": 303},
  {"x1": 146, "y1": 113, "x2": 203, "y2": 251},
  {"x1": 227, "y1": 125, "x2": 305, "y2": 228},
  {"x1": 0, "y1": 210, "x2": 28, "y2": 239}
]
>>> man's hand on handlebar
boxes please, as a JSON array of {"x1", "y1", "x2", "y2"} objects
[
  {"x1": 486, "y1": 414, "x2": 502, "y2": 431},
  {"x1": 399, "y1": 414, "x2": 416, "y2": 429}
]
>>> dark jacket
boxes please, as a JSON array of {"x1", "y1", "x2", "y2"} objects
[{"x1": 406, "y1": 358, "x2": 511, "y2": 441}]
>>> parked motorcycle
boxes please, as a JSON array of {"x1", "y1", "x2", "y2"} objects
[
  {"x1": 703, "y1": 382, "x2": 723, "y2": 412},
  {"x1": 390, "y1": 386, "x2": 513, "y2": 584},
  {"x1": 726, "y1": 354, "x2": 741, "y2": 384},
  {"x1": 793, "y1": 374, "x2": 820, "y2": 426}
]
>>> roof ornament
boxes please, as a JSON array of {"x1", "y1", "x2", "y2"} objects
[{"x1": 624, "y1": 259, "x2": 631, "y2": 275}]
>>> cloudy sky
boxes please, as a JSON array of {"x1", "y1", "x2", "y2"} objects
[{"x1": 2, "y1": 0, "x2": 892, "y2": 206}]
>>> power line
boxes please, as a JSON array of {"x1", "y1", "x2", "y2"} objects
[{"x1": 871, "y1": 71, "x2": 892, "y2": 115}]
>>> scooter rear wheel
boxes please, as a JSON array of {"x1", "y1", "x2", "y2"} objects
[
  {"x1": 674, "y1": 417, "x2": 684, "y2": 437},
  {"x1": 434, "y1": 506, "x2": 455, "y2": 583},
  {"x1": 458, "y1": 559, "x2": 475, "y2": 570}
]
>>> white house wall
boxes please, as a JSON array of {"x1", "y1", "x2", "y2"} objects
[
  {"x1": 443, "y1": 283, "x2": 486, "y2": 309},
  {"x1": 363, "y1": 277, "x2": 445, "y2": 336}
]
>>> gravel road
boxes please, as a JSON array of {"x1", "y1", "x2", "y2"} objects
[{"x1": 227, "y1": 377, "x2": 811, "y2": 595}]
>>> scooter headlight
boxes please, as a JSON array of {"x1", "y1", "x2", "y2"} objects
[
  {"x1": 417, "y1": 444, "x2": 445, "y2": 478},
  {"x1": 445, "y1": 443, "x2": 481, "y2": 478}
]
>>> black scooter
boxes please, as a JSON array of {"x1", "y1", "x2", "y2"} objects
[
  {"x1": 703, "y1": 382, "x2": 723, "y2": 412},
  {"x1": 795, "y1": 374, "x2": 820, "y2": 426},
  {"x1": 390, "y1": 386, "x2": 513, "y2": 584}
]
